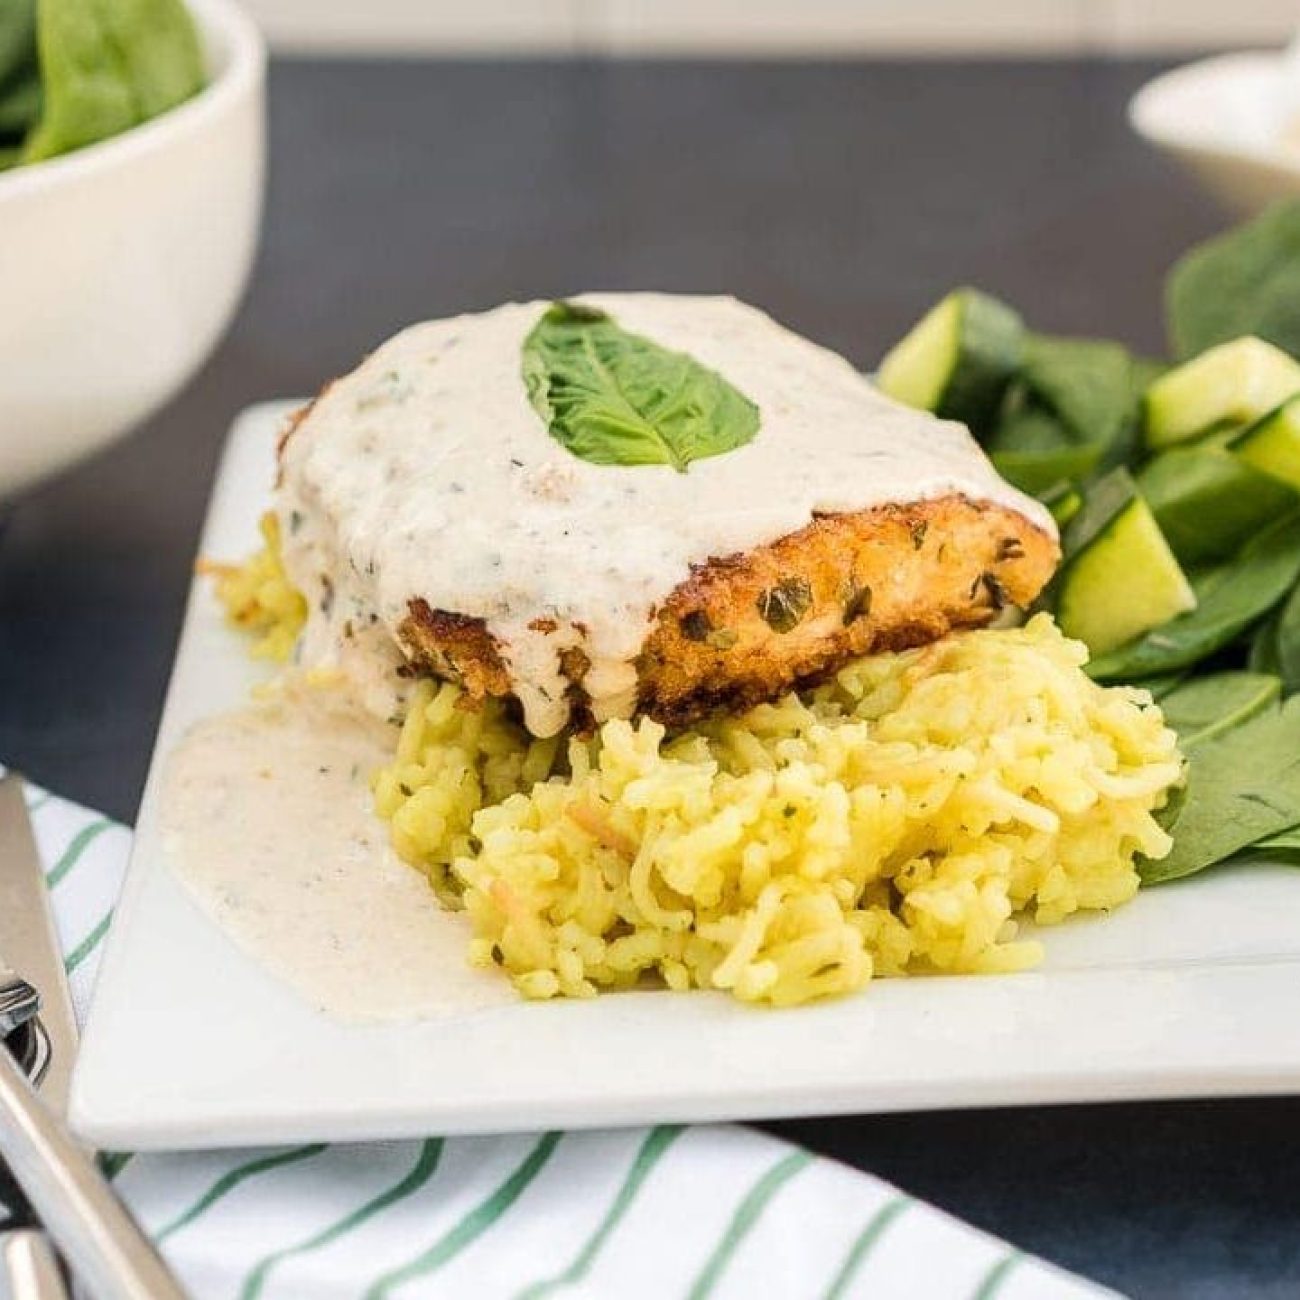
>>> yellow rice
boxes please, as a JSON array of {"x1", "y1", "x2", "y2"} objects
[
  {"x1": 216, "y1": 525, "x2": 1184, "y2": 1008},
  {"x1": 200, "y1": 513, "x2": 306, "y2": 661},
  {"x1": 374, "y1": 617, "x2": 1181, "y2": 1006}
]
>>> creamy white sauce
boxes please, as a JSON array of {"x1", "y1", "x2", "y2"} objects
[
  {"x1": 161, "y1": 690, "x2": 514, "y2": 1022},
  {"x1": 279, "y1": 293, "x2": 1055, "y2": 736}
]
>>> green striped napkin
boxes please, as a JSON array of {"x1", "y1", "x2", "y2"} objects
[{"x1": 13, "y1": 781, "x2": 1120, "y2": 1300}]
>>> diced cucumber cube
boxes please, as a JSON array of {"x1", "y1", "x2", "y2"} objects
[
  {"x1": 877, "y1": 289, "x2": 1023, "y2": 432},
  {"x1": 1232, "y1": 394, "x2": 1300, "y2": 492},
  {"x1": 1055, "y1": 469, "x2": 1197, "y2": 656},
  {"x1": 1144, "y1": 336, "x2": 1300, "y2": 450}
]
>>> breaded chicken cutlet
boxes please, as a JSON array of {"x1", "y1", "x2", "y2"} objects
[
  {"x1": 399, "y1": 495, "x2": 1054, "y2": 728},
  {"x1": 277, "y1": 294, "x2": 1059, "y2": 736}
]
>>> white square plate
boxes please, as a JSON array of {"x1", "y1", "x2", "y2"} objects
[{"x1": 71, "y1": 403, "x2": 1300, "y2": 1151}]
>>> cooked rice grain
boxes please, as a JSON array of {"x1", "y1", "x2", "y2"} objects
[
  {"x1": 203, "y1": 513, "x2": 307, "y2": 662},
  {"x1": 372, "y1": 684, "x2": 562, "y2": 905},
  {"x1": 377, "y1": 614, "x2": 1182, "y2": 1006}
]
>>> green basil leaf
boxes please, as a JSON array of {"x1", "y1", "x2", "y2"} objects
[
  {"x1": 521, "y1": 301, "x2": 761, "y2": 472},
  {"x1": 1167, "y1": 200, "x2": 1300, "y2": 362},
  {"x1": 1140, "y1": 696, "x2": 1300, "y2": 884},
  {"x1": 23, "y1": 0, "x2": 205, "y2": 165}
]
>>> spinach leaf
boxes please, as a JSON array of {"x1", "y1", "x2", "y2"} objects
[
  {"x1": 986, "y1": 336, "x2": 1139, "y2": 493},
  {"x1": 1252, "y1": 825, "x2": 1300, "y2": 853},
  {"x1": 522, "y1": 301, "x2": 761, "y2": 472},
  {"x1": 1167, "y1": 200, "x2": 1300, "y2": 362},
  {"x1": 23, "y1": 0, "x2": 205, "y2": 164},
  {"x1": 0, "y1": 0, "x2": 36, "y2": 88},
  {"x1": 1129, "y1": 672, "x2": 1186, "y2": 700},
  {"x1": 989, "y1": 407, "x2": 1102, "y2": 495},
  {"x1": 1248, "y1": 612, "x2": 1282, "y2": 676},
  {"x1": 1155, "y1": 671, "x2": 1281, "y2": 748},
  {"x1": 1137, "y1": 439, "x2": 1298, "y2": 567},
  {"x1": 1275, "y1": 579, "x2": 1300, "y2": 694},
  {"x1": 0, "y1": 0, "x2": 39, "y2": 151},
  {"x1": 987, "y1": 396, "x2": 1068, "y2": 452},
  {"x1": 1038, "y1": 479, "x2": 1082, "y2": 526},
  {"x1": 1087, "y1": 508, "x2": 1300, "y2": 681},
  {"x1": 1140, "y1": 696, "x2": 1300, "y2": 884},
  {"x1": 1057, "y1": 465, "x2": 1140, "y2": 559},
  {"x1": 1021, "y1": 335, "x2": 1139, "y2": 459},
  {"x1": 0, "y1": 71, "x2": 39, "y2": 139},
  {"x1": 1130, "y1": 354, "x2": 1169, "y2": 394}
]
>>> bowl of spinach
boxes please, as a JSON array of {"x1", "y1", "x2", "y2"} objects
[{"x1": 0, "y1": 0, "x2": 265, "y2": 499}]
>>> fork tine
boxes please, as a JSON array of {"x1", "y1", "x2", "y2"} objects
[{"x1": 1, "y1": 1229, "x2": 71, "y2": 1300}]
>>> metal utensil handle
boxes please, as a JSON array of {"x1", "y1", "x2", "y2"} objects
[
  {"x1": 2, "y1": 1229, "x2": 70, "y2": 1300},
  {"x1": 0, "y1": 1047, "x2": 186, "y2": 1300}
]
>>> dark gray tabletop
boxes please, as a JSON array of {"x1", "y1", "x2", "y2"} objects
[{"x1": 2, "y1": 58, "x2": 1297, "y2": 1299}]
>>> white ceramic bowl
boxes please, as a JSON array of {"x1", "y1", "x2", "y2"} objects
[
  {"x1": 0, "y1": 0, "x2": 265, "y2": 500},
  {"x1": 1130, "y1": 52, "x2": 1300, "y2": 217}
]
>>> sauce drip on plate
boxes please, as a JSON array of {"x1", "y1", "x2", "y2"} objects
[{"x1": 161, "y1": 688, "x2": 513, "y2": 1022}]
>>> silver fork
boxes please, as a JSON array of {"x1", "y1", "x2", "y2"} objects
[
  {"x1": 0, "y1": 953, "x2": 69, "y2": 1298},
  {"x1": 1, "y1": 1229, "x2": 67, "y2": 1299},
  {"x1": 0, "y1": 773, "x2": 187, "y2": 1299}
]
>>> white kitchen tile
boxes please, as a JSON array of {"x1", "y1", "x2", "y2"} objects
[
  {"x1": 585, "y1": 0, "x2": 1092, "y2": 57},
  {"x1": 1091, "y1": 0, "x2": 1298, "y2": 53},
  {"x1": 244, "y1": 0, "x2": 584, "y2": 55},
  {"x1": 238, "y1": 0, "x2": 1300, "y2": 58}
]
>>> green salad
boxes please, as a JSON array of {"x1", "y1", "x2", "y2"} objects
[
  {"x1": 877, "y1": 200, "x2": 1300, "y2": 885},
  {"x1": 0, "y1": 0, "x2": 205, "y2": 171}
]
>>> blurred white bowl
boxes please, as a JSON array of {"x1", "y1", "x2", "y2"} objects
[
  {"x1": 0, "y1": 0, "x2": 265, "y2": 501},
  {"x1": 1130, "y1": 51, "x2": 1300, "y2": 217}
]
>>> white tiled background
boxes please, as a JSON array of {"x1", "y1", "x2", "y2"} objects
[{"x1": 248, "y1": 0, "x2": 1299, "y2": 56}]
